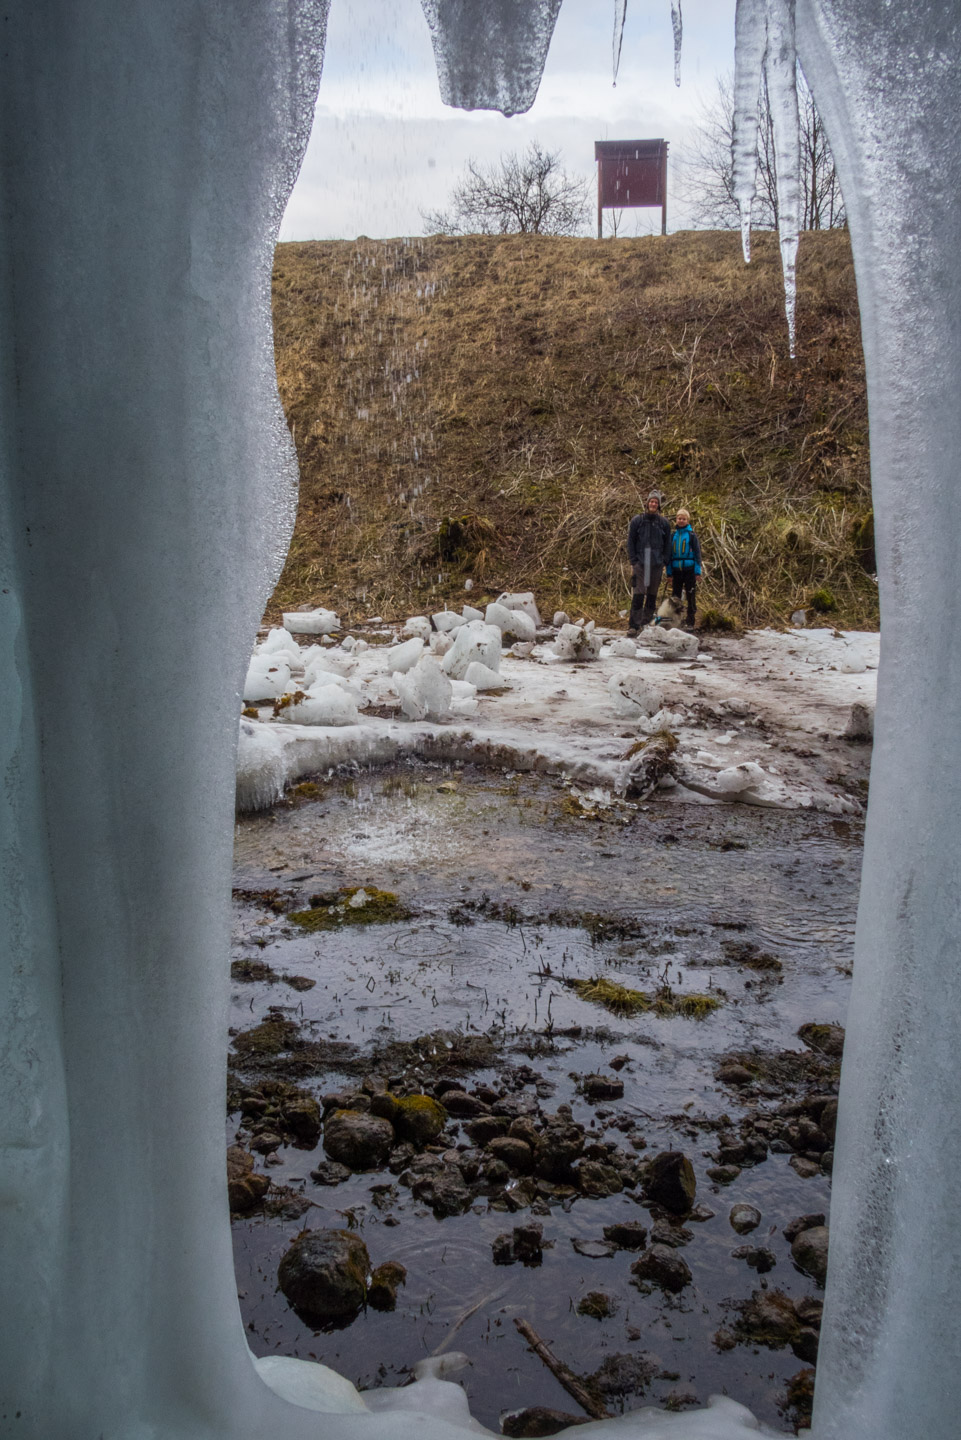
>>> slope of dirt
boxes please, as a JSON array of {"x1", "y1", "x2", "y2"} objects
[{"x1": 270, "y1": 229, "x2": 873, "y2": 630}]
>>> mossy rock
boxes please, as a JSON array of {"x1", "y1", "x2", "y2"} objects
[
  {"x1": 368, "y1": 1260, "x2": 407, "y2": 1312},
  {"x1": 278, "y1": 1228, "x2": 369, "y2": 1322},
  {"x1": 809, "y1": 587, "x2": 837, "y2": 613},
  {"x1": 231, "y1": 1017, "x2": 299, "y2": 1057},
  {"x1": 391, "y1": 1093, "x2": 448, "y2": 1146},
  {"x1": 577, "y1": 1290, "x2": 616, "y2": 1320},
  {"x1": 289, "y1": 885, "x2": 410, "y2": 932}
]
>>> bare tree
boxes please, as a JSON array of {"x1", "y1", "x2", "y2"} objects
[
  {"x1": 422, "y1": 142, "x2": 589, "y2": 237},
  {"x1": 681, "y1": 70, "x2": 846, "y2": 232}
]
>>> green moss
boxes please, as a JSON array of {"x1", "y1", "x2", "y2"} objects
[
  {"x1": 698, "y1": 608, "x2": 738, "y2": 633},
  {"x1": 568, "y1": 976, "x2": 721, "y2": 1020},
  {"x1": 577, "y1": 1291, "x2": 616, "y2": 1320},
  {"x1": 230, "y1": 958, "x2": 279, "y2": 983},
  {"x1": 810, "y1": 586, "x2": 837, "y2": 613},
  {"x1": 289, "y1": 885, "x2": 410, "y2": 931},
  {"x1": 391, "y1": 1093, "x2": 448, "y2": 1144},
  {"x1": 231, "y1": 1017, "x2": 300, "y2": 1056}
]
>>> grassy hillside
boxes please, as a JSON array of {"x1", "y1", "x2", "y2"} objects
[{"x1": 269, "y1": 229, "x2": 874, "y2": 630}]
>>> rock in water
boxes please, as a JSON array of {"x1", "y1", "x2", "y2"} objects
[
  {"x1": 631, "y1": 1244, "x2": 693, "y2": 1293},
  {"x1": 226, "y1": 1146, "x2": 270, "y2": 1213},
  {"x1": 643, "y1": 1150, "x2": 697, "y2": 1214},
  {"x1": 277, "y1": 1229, "x2": 369, "y2": 1322},
  {"x1": 791, "y1": 1225, "x2": 830, "y2": 1286},
  {"x1": 322, "y1": 1109, "x2": 395, "y2": 1170},
  {"x1": 367, "y1": 1260, "x2": 407, "y2": 1311},
  {"x1": 391, "y1": 1093, "x2": 447, "y2": 1145},
  {"x1": 730, "y1": 1203, "x2": 762, "y2": 1235}
]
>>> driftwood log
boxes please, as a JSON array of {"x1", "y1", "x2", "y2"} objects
[{"x1": 512, "y1": 1318, "x2": 610, "y2": 1420}]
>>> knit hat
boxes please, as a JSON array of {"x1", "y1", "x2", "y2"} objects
[{"x1": 647, "y1": 491, "x2": 662, "y2": 509}]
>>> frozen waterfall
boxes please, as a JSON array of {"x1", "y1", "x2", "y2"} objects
[{"x1": 1, "y1": 2, "x2": 960, "y2": 1439}]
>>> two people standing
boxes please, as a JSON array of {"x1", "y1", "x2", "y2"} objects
[{"x1": 627, "y1": 492, "x2": 702, "y2": 635}]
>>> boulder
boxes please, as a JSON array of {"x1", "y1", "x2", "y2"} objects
[
  {"x1": 731, "y1": 1245, "x2": 777, "y2": 1273},
  {"x1": 277, "y1": 1229, "x2": 369, "y2": 1321},
  {"x1": 575, "y1": 1161, "x2": 623, "y2": 1198},
  {"x1": 602, "y1": 1221, "x2": 648, "y2": 1250},
  {"x1": 412, "y1": 1165, "x2": 472, "y2": 1217},
  {"x1": 783, "y1": 1213, "x2": 827, "y2": 1242},
  {"x1": 323, "y1": 1109, "x2": 395, "y2": 1170},
  {"x1": 486, "y1": 1136, "x2": 534, "y2": 1174},
  {"x1": 729, "y1": 1203, "x2": 762, "y2": 1235},
  {"x1": 226, "y1": 1146, "x2": 270, "y2": 1213},
  {"x1": 438, "y1": 1090, "x2": 490, "y2": 1118},
  {"x1": 391, "y1": 1094, "x2": 447, "y2": 1146},
  {"x1": 643, "y1": 1150, "x2": 696, "y2": 1215},
  {"x1": 283, "y1": 1097, "x2": 322, "y2": 1146},
  {"x1": 791, "y1": 1225, "x2": 830, "y2": 1286}
]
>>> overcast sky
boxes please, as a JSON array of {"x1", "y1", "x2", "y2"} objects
[{"x1": 281, "y1": 0, "x2": 737, "y2": 241}]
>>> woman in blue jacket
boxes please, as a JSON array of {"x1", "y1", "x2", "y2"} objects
[{"x1": 666, "y1": 508, "x2": 703, "y2": 630}]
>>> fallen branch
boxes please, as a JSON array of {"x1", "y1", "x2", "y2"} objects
[{"x1": 512, "y1": 1318, "x2": 610, "y2": 1420}]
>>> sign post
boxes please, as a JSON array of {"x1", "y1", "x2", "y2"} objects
[{"x1": 594, "y1": 139, "x2": 669, "y2": 238}]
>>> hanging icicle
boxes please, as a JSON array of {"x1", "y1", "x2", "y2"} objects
[
  {"x1": 670, "y1": 2, "x2": 683, "y2": 87},
  {"x1": 732, "y1": 0, "x2": 801, "y2": 356},
  {"x1": 613, "y1": 0, "x2": 627, "y2": 84}
]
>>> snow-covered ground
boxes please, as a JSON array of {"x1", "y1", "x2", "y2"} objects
[{"x1": 238, "y1": 601, "x2": 877, "y2": 817}]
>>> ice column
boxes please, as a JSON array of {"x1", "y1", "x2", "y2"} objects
[
  {"x1": 420, "y1": 0, "x2": 564, "y2": 115},
  {"x1": 793, "y1": 3, "x2": 961, "y2": 1437},
  {"x1": 0, "y1": 4, "x2": 363, "y2": 1438},
  {"x1": 733, "y1": 0, "x2": 801, "y2": 353}
]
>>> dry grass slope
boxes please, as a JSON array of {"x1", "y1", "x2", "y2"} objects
[{"x1": 269, "y1": 229, "x2": 874, "y2": 630}]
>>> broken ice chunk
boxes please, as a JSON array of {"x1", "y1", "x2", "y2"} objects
[
  {"x1": 243, "y1": 655, "x2": 292, "y2": 702},
  {"x1": 485, "y1": 601, "x2": 536, "y2": 642},
  {"x1": 403, "y1": 615, "x2": 433, "y2": 641},
  {"x1": 442, "y1": 621, "x2": 502, "y2": 680},
  {"x1": 464, "y1": 660, "x2": 510, "y2": 692},
  {"x1": 496, "y1": 591, "x2": 542, "y2": 627},
  {"x1": 282, "y1": 608, "x2": 339, "y2": 635},
  {"x1": 608, "y1": 672, "x2": 663, "y2": 717},
  {"x1": 387, "y1": 637, "x2": 425, "y2": 674},
  {"x1": 432, "y1": 610, "x2": 466, "y2": 633},
  {"x1": 393, "y1": 656, "x2": 453, "y2": 721},
  {"x1": 714, "y1": 762, "x2": 766, "y2": 794}
]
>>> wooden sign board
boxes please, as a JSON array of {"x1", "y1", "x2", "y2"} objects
[{"x1": 594, "y1": 139, "x2": 669, "y2": 237}]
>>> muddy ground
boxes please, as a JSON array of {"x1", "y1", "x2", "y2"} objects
[{"x1": 229, "y1": 765, "x2": 861, "y2": 1434}]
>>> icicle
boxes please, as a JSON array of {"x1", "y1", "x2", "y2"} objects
[
  {"x1": 764, "y1": 0, "x2": 800, "y2": 356},
  {"x1": 670, "y1": 1, "x2": 682, "y2": 87},
  {"x1": 733, "y1": 0, "x2": 800, "y2": 356},
  {"x1": 613, "y1": 0, "x2": 627, "y2": 84},
  {"x1": 732, "y1": 0, "x2": 767, "y2": 263}
]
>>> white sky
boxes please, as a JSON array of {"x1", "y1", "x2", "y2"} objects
[{"x1": 282, "y1": 0, "x2": 736, "y2": 241}]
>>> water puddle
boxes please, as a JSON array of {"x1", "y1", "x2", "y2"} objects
[{"x1": 230, "y1": 767, "x2": 859, "y2": 1432}]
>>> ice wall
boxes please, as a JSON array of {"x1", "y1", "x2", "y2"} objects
[
  {"x1": 2, "y1": 1, "x2": 960, "y2": 1438},
  {"x1": 793, "y1": 4, "x2": 961, "y2": 1437}
]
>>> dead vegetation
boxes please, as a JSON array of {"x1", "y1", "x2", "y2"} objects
[{"x1": 269, "y1": 230, "x2": 874, "y2": 630}]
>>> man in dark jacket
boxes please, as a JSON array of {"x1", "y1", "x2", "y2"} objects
[{"x1": 626, "y1": 491, "x2": 671, "y2": 634}]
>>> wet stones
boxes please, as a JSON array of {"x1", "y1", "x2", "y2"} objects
[
  {"x1": 797, "y1": 1022, "x2": 845, "y2": 1057},
  {"x1": 391, "y1": 1094, "x2": 448, "y2": 1145},
  {"x1": 729, "y1": 1203, "x2": 762, "y2": 1235},
  {"x1": 309, "y1": 1160, "x2": 351, "y2": 1186},
  {"x1": 630, "y1": 1244, "x2": 692, "y2": 1293},
  {"x1": 465, "y1": 1115, "x2": 510, "y2": 1146},
  {"x1": 368, "y1": 1260, "x2": 407, "y2": 1312},
  {"x1": 791, "y1": 1224, "x2": 830, "y2": 1286},
  {"x1": 323, "y1": 1109, "x2": 395, "y2": 1170},
  {"x1": 733, "y1": 1289, "x2": 823, "y2": 1363},
  {"x1": 581, "y1": 1074, "x2": 625, "y2": 1102},
  {"x1": 783, "y1": 1212, "x2": 826, "y2": 1242},
  {"x1": 226, "y1": 1145, "x2": 270, "y2": 1213},
  {"x1": 412, "y1": 1164, "x2": 472, "y2": 1217},
  {"x1": 602, "y1": 1221, "x2": 648, "y2": 1250},
  {"x1": 731, "y1": 1245, "x2": 776, "y2": 1273},
  {"x1": 487, "y1": 1136, "x2": 535, "y2": 1174},
  {"x1": 642, "y1": 1151, "x2": 696, "y2": 1215},
  {"x1": 277, "y1": 1228, "x2": 369, "y2": 1322},
  {"x1": 493, "y1": 1223, "x2": 544, "y2": 1266},
  {"x1": 574, "y1": 1161, "x2": 623, "y2": 1198},
  {"x1": 437, "y1": 1089, "x2": 490, "y2": 1117},
  {"x1": 502, "y1": 1408, "x2": 590, "y2": 1437},
  {"x1": 715, "y1": 1061, "x2": 755, "y2": 1087},
  {"x1": 571, "y1": 1238, "x2": 617, "y2": 1259}
]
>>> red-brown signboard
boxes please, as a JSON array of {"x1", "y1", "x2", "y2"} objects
[{"x1": 594, "y1": 139, "x2": 669, "y2": 237}]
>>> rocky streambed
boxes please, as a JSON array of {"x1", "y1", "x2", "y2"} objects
[{"x1": 228, "y1": 766, "x2": 859, "y2": 1434}]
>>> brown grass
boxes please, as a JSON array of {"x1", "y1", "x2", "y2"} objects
[{"x1": 268, "y1": 229, "x2": 874, "y2": 630}]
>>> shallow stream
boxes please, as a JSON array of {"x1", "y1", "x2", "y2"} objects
[{"x1": 230, "y1": 766, "x2": 860, "y2": 1432}]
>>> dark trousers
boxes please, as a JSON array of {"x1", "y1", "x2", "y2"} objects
[
  {"x1": 671, "y1": 568, "x2": 697, "y2": 624},
  {"x1": 629, "y1": 564, "x2": 664, "y2": 628}
]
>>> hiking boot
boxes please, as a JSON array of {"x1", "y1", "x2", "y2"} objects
[{"x1": 626, "y1": 627, "x2": 639, "y2": 638}]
